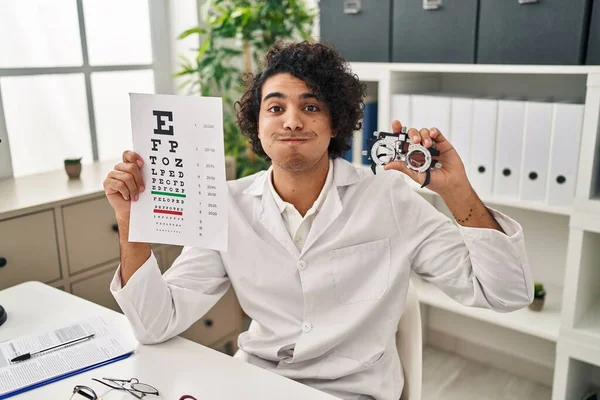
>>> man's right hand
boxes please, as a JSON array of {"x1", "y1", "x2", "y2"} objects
[
  {"x1": 103, "y1": 150, "x2": 151, "y2": 287},
  {"x1": 103, "y1": 150, "x2": 145, "y2": 220}
]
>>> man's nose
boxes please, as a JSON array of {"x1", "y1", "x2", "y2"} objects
[{"x1": 282, "y1": 109, "x2": 304, "y2": 131}]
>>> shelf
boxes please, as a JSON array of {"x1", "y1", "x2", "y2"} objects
[
  {"x1": 349, "y1": 62, "x2": 600, "y2": 76},
  {"x1": 564, "y1": 298, "x2": 600, "y2": 351},
  {"x1": 554, "y1": 338, "x2": 600, "y2": 400},
  {"x1": 412, "y1": 276, "x2": 561, "y2": 342},
  {"x1": 578, "y1": 298, "x2": 600, "y2": 342},
  {"x1": 412, "y1": 185, "x2": 572, "y2": 216},
  {"x1": 574, "y1": 198, "x2": 600, "y2": 220},
  {"x1": 356, "y1": 165, "x2": 572, "y2": 215},
  {"x1": 561, "y1": 337, "x2": 600, "y2": 368},
  {"x1": 572, "y1": 212, "x2": 600, "y2": 233},
  {"x1": 565, "y1": 358, "x2": 600, "y2": 398},
  {"x1": 345, "y1": 60, "x2": 600, "y2": 397}
]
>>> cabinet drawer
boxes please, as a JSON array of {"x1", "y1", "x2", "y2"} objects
[
  {"x1": 477, "y1": 0, "x2": 592, "y2": 65},
  {"x1": 63, "y1": 197, "x2": 120, "y2": 274},
  {"x1": 181, "y1": 287, "x2": 243, "y2": 347},
  {"x1": 0, "y1": 210, "x2": 61, "y2": 290},
  {"x1": 153, "y1": 246, "x2": 166, "y2": 273},
  {"x1": 392, "y1": 0, "x2": 478, "y2": 63},
  {"x1": 587, "y1": 1, "x2": 600, "y2": 64},
  {"x1": 320, "y1": 0, "x2": 392, "y2": 62},
  {"x1": 71, "y1": 266, "x2": 120, "y2": 312},
  {"x1": 163, "y1": 245, "x2": 183, "y2": 273},
  {"x1": 211, "y1": 331, "x2": 239, "y2": 357}
]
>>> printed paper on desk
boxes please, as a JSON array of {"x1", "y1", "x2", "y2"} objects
[
  {"x1": 0, "y1": 316, "x2": 134, "y2": 398},
  {"x1": 128, "y1": 93, "x2": 228, "y2": 251}
]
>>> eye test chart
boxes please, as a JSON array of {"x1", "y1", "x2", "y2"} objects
[{"x1": 128, "y1": 93, "x2": 228, "y2": 251}]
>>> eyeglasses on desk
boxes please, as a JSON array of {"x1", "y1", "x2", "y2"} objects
[{"x1": 71, "y1": 378, "x2": 197, "y2": 400}]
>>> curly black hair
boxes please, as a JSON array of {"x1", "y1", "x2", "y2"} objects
[{"x1": 235, "y1": 41, "x2": 366, "y2": 160}]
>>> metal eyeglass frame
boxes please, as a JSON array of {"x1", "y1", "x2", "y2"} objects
[
  {"x1": 91, "y1": 377, "x2": 159, "y2": 399},
  {"x1": 70, "y1": 385, "x2": 101, "y2": 400}
]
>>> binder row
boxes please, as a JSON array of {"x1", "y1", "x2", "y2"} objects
[{"x1": 390, "y1": 94, "x2": 585, "y2": 207}]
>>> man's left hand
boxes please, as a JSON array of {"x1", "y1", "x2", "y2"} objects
[{"x1": 383, "y1": 120, "x2": 470, "y2": 197}]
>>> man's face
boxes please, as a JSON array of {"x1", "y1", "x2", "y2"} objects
[{"x1": 258, "y1": 73, "x2": 334, "y2": 172}]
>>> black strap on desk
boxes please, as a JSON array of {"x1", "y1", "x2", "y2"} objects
[{"x1": 0, "y1": 305, "x2": 6, "y2": 327}]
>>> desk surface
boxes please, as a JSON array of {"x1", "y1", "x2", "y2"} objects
[{"x1": 0, "y1": 282, "x2": 338, "y2": 400}]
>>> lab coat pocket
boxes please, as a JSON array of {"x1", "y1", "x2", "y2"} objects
[
  {"x1": 317, "y1": 351, "x2": 386, "y2": 380},
  {"x1": 329, "y1": 238, "x2": 391, "y2": 304}
]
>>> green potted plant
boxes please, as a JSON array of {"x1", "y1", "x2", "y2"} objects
[
  {"x1": 529, "y1": 282, "x2": 546, "y2": 311},
  {"x1": 64, "y1": 157, "x2": 82, "y2": 179},
  {"x1": 175, "y1": 0, "x2": 316, "y2": 178}
]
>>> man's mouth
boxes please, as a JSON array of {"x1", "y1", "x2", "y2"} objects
[{"x1": 278, "y1": 137, "x2": 312, "y2": 143}]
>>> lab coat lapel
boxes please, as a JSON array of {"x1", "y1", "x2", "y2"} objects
[
  {"x1": 258, "y1": 190, "x2": 300, "y2": 258},
  {"x1": 245, "y1": 169, "x2": 300, "y2": 258},
  {"x1": 300, "y1": 185, "x2": 342, "y2": 257},
  {"x1": 300, "y1": 159, "x2": 361, "y2": 256}
]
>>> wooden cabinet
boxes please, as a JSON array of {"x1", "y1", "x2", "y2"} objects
[
  {"x1": 211, "y1": 331, "x2": 239, "y2": 357},
  {"x1": 71, "y1": 263, "x2": 121, "y2": 313},
  {"x1": 162, "y1": 245, "x2": 183, "y2": 273},
  {"x1": 62, "y1": 197, "x2": 120, "y2": 274},
  {"x1": 0, "y1": 166, "x2": 244, "y2": 353},
  {"x1": 153, "y1": 246, "x2": 166, "y2": 273},
  {"x1": 162, "y1": 244, "x2": 243, "y2": 348},
  {"x1": 0, "y1": 210, "x2": 61, "y2": 290},
  {"x1": 180, "y1": 287, "x2": 243, "y2": 347}
]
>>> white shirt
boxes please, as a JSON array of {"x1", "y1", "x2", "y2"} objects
[
  {"x1": 111, "y1": 158, "x2": 534, "y2": 400},
  {"x1": 269, "y1": 160, "x2": 334, "y2": 251}
]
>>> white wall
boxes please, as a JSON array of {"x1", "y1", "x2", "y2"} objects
[
  {"x1": 169, "y1": 0, "x2": 200, "y2": 94},
  {"x1": 307, "y1": 0, "x2": 320, "y2": 40}
]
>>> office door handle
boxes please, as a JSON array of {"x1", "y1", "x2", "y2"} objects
[
  {"x1": 343, "y1": 0, "x2": 361, "y2": 14},
  {"x1": 423, "y1": 0, "x2": 442, "y2": 10}
]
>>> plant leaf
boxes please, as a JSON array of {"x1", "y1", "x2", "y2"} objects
[{"x1": 177, "y1": 26, "x2": 207, "y2": 40}]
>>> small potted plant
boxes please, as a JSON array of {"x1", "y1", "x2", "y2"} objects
[
  {"x1": 529, "y1": 282, "x2": 546, "y2": 311},
  {"x1": 64, "y1": 157, "x2": 82, "y2": 179}
]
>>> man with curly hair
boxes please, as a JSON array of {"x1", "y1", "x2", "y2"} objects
[{"x1": 104, "y1": 41, "x2": 533, "y2": 400}]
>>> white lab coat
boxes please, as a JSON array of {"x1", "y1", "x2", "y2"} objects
[{"x1": 111, "y1": 158, "x2": 534, "y2": 400}]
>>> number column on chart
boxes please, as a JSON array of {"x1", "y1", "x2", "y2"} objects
[
  {"x1": 204, "y1": 147, "x2": 219, "y2": 218},
  {"x1": 196, "y1": 145, "x2": 220, "y2": 237}
]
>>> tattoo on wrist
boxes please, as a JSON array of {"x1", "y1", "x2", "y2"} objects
[{"x1": 454, "y1": 208, "x2": 473, "y2": 224}]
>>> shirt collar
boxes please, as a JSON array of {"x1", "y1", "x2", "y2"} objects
[{"x1": 268, "y1": 159, "x2": 334, "y2": 215}]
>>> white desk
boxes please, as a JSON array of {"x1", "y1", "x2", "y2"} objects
[{"x1": 0, "y1": 282, "x2": 338, "y2": 400}]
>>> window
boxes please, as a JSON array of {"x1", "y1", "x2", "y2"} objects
[{"x1": 0, "y1": 0, "x2": 172, "y2": 178}]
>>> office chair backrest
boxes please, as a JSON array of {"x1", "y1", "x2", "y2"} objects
[{"x1": 397, "y1": 280, "x2": 422, "y2": 400}]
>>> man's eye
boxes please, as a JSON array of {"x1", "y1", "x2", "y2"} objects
[
  {"x1": 305, "y1": 105, "x2": 319, "y2": 112},
  {"x1": 268, "y1": 105, "x2": 282, "y2": 112}
]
